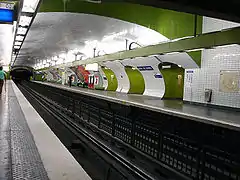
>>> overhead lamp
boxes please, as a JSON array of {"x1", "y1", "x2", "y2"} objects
[
  {"x1": 15, "y1": 41, "x2": 22, "y2": 46},
  {"x1": 59, "y1": 53, "x2": 66, "y2": 60},
  {"x1": 22, "y1": 0, "x2": 40, "y2": 13},
  {"x1": 166, "y1": 52, "x2": 180, "y2": 55},
  {"x1": 17, "y1": 27, "x2": 27, "y2": 35},
  {"x1": 53, "y1": 56, "x2": 58, "y2": 60},
  {"x1": 186, "y1": 48, "x2": 204, "y2": 52},
  {"x1": 16, "y1": 35, "x2": 24, "y2": 41},
  {"x1": 14, "y1": 46, "x2": 20, "y2": 49},
  {"x1": 19, "y1": 16, "x2": 32, "y2": 26},
  {"x1": 171, "y1": 36, "x2": 194, "y2": 42}
]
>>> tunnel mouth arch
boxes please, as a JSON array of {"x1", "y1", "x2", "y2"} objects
[
  {"x1": 124, "y1": 65, "x2": 145, "y2": 94},
  {"x1": 158, "y1": 62, "x2": 185, "y2": 99},
  {"x1": 10, "y1": 67, "x2": 33, "y2": 81}
]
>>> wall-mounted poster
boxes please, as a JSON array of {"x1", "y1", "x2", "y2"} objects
[
  {"x1": 94, "y1": 76, "x2": 99, "y2": 85},
  {"x1": 219, "y1": 70, "x2": 239, "y2": 93}
]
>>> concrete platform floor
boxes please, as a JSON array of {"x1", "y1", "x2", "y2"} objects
[{"x1": 0, "y1": 81, "x2": 91, "y2": 180}]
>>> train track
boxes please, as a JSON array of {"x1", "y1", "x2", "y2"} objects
[{"x1": 18, "y1": 82, "x2": 159, "y2": 180}]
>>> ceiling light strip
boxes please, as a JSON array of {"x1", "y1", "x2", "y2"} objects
[{"x1": 11, "y1": 0, "x2": 42, "y2": 67}]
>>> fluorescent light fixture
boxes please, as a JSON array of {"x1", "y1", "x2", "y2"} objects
[
  {"x1": 53, "y1": 56, "x2": 58, "y2": 60},
  {"x1": 59, "y1": 53, "x2": 66, "y2": 60},
  {"x1": 166, "y1": 52, "x2": 180, "y2": 55},
  {"x1": 16, "y1": 35, "x2": 24, "y2": 41},
  {"x1": 17, "y1": 27, "x2": 27, "y2": 35},
  {"x1": 85, "y1": 63, "x2": 99, "y2": 71},
  {"x1": 14, "y1": 45, "x2": 20, "y2": 49},
  {"x1": 56, "y1": 59, "x2": 63, "y2": 65},
  {"x1": 19, "y1": 16, "x2": 32, "y2": 26},
  {"x1": 186, "y1": 48, "x2": 204, "y2": 52},
  {"x1": 15, "y1": 41, "x2": 22, "y2": 46},
  {"x1": 162, "y1": 65, "x2": 171, "y2": 69},
  {"x1": 22, "y1": 0, "x2": 39, "y2": 13},
  {"x1": 171, "y1": 36, "x2": 194, "y2": 42}
]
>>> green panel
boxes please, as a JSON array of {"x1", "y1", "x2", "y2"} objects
[
  {"x1": 187, "y1": 50, "x2": 202, "y2": 67},
  {"x1": 5, "y1": 71, "x2": 10, "y2": 80},
  {"x1": 160, "y1": 67, "x2": 184, "y2": 99},
  {"x1": 40, "y1": 1, "x2": 202, "y2": 39},
  {"x1": 125, "y1": 67, "x2": 145, "y2": 94},
  {"x1": 102, "y1": 68, "x2": 118, "y2": 91},
  {"x1": 34, "y1": 74, "x2": 44, "y2": 81}
]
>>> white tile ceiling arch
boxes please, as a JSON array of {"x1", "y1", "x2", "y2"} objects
[{"x1": 15, "y1": 12, "x2": 169, "y2": 67}]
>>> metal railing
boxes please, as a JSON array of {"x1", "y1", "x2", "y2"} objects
[{"x1": 24, "y1": 81, "x2": 240, "y2": 180}]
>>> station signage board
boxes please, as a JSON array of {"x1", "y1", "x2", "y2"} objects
[
  {"x1": 0, "y1": 2, "x2": 15, "y2": 10},
  {"x1": 0, "y1": 2, "x2": 15, "y2": 24},
  {"x1": 154, "y1": 73, "x2": 163, "y2": 78},
  {"x1": 137, "y1": 66, "x2": 154, "y2": 71}
]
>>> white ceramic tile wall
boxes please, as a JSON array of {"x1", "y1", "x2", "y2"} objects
[
  {"x1": 104, "y1": 61, "x2": 130, "y2": 93},
  {"x1": 122, "y1": 57, "x2": 165, "y2": 98},
  {"x1": 184, "y1": 17, "x2": 240, "y2": 108},
  {"x1": 184, "y1": 68, "x2": 240, "y2": 108},
  {"x1": 203, "y1": 17, "x2": 240, "y2": 33},
  {"x1": 99, "y1": 67, "x2": 108, "y2": 90},
  {"x1": 159, "y1": 52, "x2": 199, "y2": 68},
  {"x1": 201, "y1": 45, "x2": 240, "y2": 69}
]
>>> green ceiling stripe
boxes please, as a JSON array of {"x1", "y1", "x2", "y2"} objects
[{"x1": 39, "y1": 0, "x2": 202, "y2": 40}]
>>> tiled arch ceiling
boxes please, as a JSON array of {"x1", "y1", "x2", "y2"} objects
[
  {"x1": 14, "y1": 12, "x2": 169, "y2": 67},
  {"x1": 13, "y1": 0, "x2": 204, "y2": 67},
  {"x1": 39, "y1": 0, "x2": 203, "y2": 40}
]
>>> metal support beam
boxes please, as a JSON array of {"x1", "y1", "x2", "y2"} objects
[{"x1": 53, "y1": 27, "x2": 240, "y2": 69}]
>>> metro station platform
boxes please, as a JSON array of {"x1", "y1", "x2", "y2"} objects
[
  {"x1": 35, "y1": 81, "x2": 240, "y2": 131},
  {"x1": 0, "y1": 81, "x2": 91, "y2": 180}
]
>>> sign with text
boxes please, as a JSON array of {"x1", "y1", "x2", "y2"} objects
[
  {"x1": 0, "y1": 2, "x2": 15, "y2": 10},
  {"x1": 137, "y1": 66, "x2": 154, "y2": 71},
  {"x1": 154, "y1": 73, "x2": 163, "y2": 78},
  {"x1": 0, "y1": 2, "x2": 15, "y2": 23}
]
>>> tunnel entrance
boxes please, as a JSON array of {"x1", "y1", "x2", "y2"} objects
[
  {"x1": 10, "y1": 68, "x2": 33, "y2": 81},
  {"x1": 159, "y1": 62, "x2": 185, "y2": 99},
  {"x1": 125, "y1": 66, "x2": 145, "y2": 94}
]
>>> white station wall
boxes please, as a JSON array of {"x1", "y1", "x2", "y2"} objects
[
  {"x1": 159, "y1": 52, "x2": 199, "y2": 69},
  {"x1": 104, "y1": 61, "x2": 130, "y2": 93},
  {"x1": 184, "y1": 17, "x2": 240, "y2": 108},
  {"x1": 99, "y1": 67, "x2": 108, "y2": 90},
  {"x1": 122, "y1": 57, "x2": 165, "y2": 98}
]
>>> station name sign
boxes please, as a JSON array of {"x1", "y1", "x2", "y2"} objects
[{"x1": 137, "y1": 66, "x2": 154, "y2": 71}]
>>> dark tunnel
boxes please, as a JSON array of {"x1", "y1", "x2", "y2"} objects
[{"x1": 10, "y1": 68, "x2": 33, "y2": 82}]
